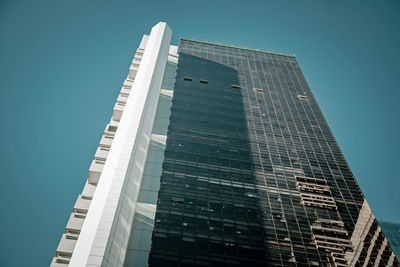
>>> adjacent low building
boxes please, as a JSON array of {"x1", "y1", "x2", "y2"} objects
[{"x1": 380, "y1": 221, "x2": 400, "y2": 260}]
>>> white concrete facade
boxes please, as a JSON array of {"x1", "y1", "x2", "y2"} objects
[
  {"x1": 51, "y1": 22, "x2": 174, "y2": 267},
  {"x1": 123, "y1": 44, "x2": 178, "y2": 267}
]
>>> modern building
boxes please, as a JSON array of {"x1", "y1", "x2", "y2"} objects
[
  {"x1": 51, "y1": 22, "x2": 399, "y2": 267},
  {"x1": 380, "y1": 222, "x2": 400, "y2": 260}
]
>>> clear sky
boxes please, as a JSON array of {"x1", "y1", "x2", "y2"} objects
[{"x1": 0, "y1": 0, "x2": 399, "y2": 266}]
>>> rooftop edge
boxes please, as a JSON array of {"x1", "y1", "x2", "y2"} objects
[{"x1": 180, "y1": 37, "x2": 295, "y2": 58}]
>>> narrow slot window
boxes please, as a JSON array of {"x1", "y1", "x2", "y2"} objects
[
  {"x1": 171, "y1": 196, "x2": 184, "y2": 204},
  {"x1": 183, "y1": 77, "x2": 192, "y2": 81},
  {"x1": 200, "y1": 79, "x2": 208, "y2": 84},
  {"x1": 56, "y1": 259, "x2": 70, "y2": 264}
]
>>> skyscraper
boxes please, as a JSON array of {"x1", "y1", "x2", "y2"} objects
[{"x1": 51, "y1": 22, "x2": 399, "y2": 267}]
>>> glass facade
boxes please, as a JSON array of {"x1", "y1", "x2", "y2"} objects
[
  {"x1": 381, "y1": 222, "x2": 400, "y2": 260},
  {"x1": 146, "y1": 39, "x2": 399, "y2": 266},
  {"x1": 124, "y1": 58, "x2": 178, "y2": 266}
]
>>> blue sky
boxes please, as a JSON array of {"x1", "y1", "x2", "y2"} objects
[{"x1": 0, "y1": 0, "x2": 399, "y2": 266}]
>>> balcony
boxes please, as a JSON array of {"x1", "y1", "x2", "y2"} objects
[
  {"x1": 113, "y1": 102, "x2": 125, "y2": 122},
  {"x1": 50, "y1": 256, "x2": 70, "y2": 266},
  {"x1": 88, "y1": 159, "x2": 104, "y2": 185},
  {"x1": 123, "y1": 79, "x2": 133, "y2": 89},
  {"x1": 54, "y1": 233, "x2": 77, "y2": 264},
  {"x1": 128, "y1": 66, "x2": 139, "y2": 79},
  {"x1": 104, "y1": 124, "x2": 118, "y2": 137},
  {"x1": 117, "y1": 94, "x2": 128, "y2": 105},
  {"x1": 132, "y1": 59, "x2": 141, "y2": 66},
  {"x1": 134, "y1": 52, "x2": 143, "y2": 60},
  {"x1": 82, "y1": 182, "x2": 95, "y2": 199},
  {"x1": 99, "y1": 135, "x2": 113, "y2": 149},
  {"x1": 136, "y1": 49, "x2": 144, "y2": 56},
  {"x1": 120, "y1": 88, "x2": 131, "y2": 95},
  {"x1": 66, "y1": 213, "x2": 85, "y2": 233},
  {"x1": 73, "y1": 194, "x2": 91, "y2": 213},
  {"x1": 94, "y1": 147, "x2": 109, "y2": 162}
]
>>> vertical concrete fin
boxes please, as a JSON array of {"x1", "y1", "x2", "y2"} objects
[{"x1": 69, "y1": 22, "x2": 172, "y2": 267}]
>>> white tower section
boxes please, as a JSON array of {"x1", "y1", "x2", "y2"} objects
[{"x1": 64, "y1": 22, "x2": 172, "y2": 267}]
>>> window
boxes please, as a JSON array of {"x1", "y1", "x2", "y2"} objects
[
  {"x1": 66, "y1": 235, "x2": 78, "y2": 240},
  {"x1": 200, "y1": 79, "x2": 208, "y2": 84},
  {"x1": 171, "y1": 196, "x2": 184, "y2": 204},
  {"x1": 183, "y1": 77, "x2": 192, "y2": 81}
]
